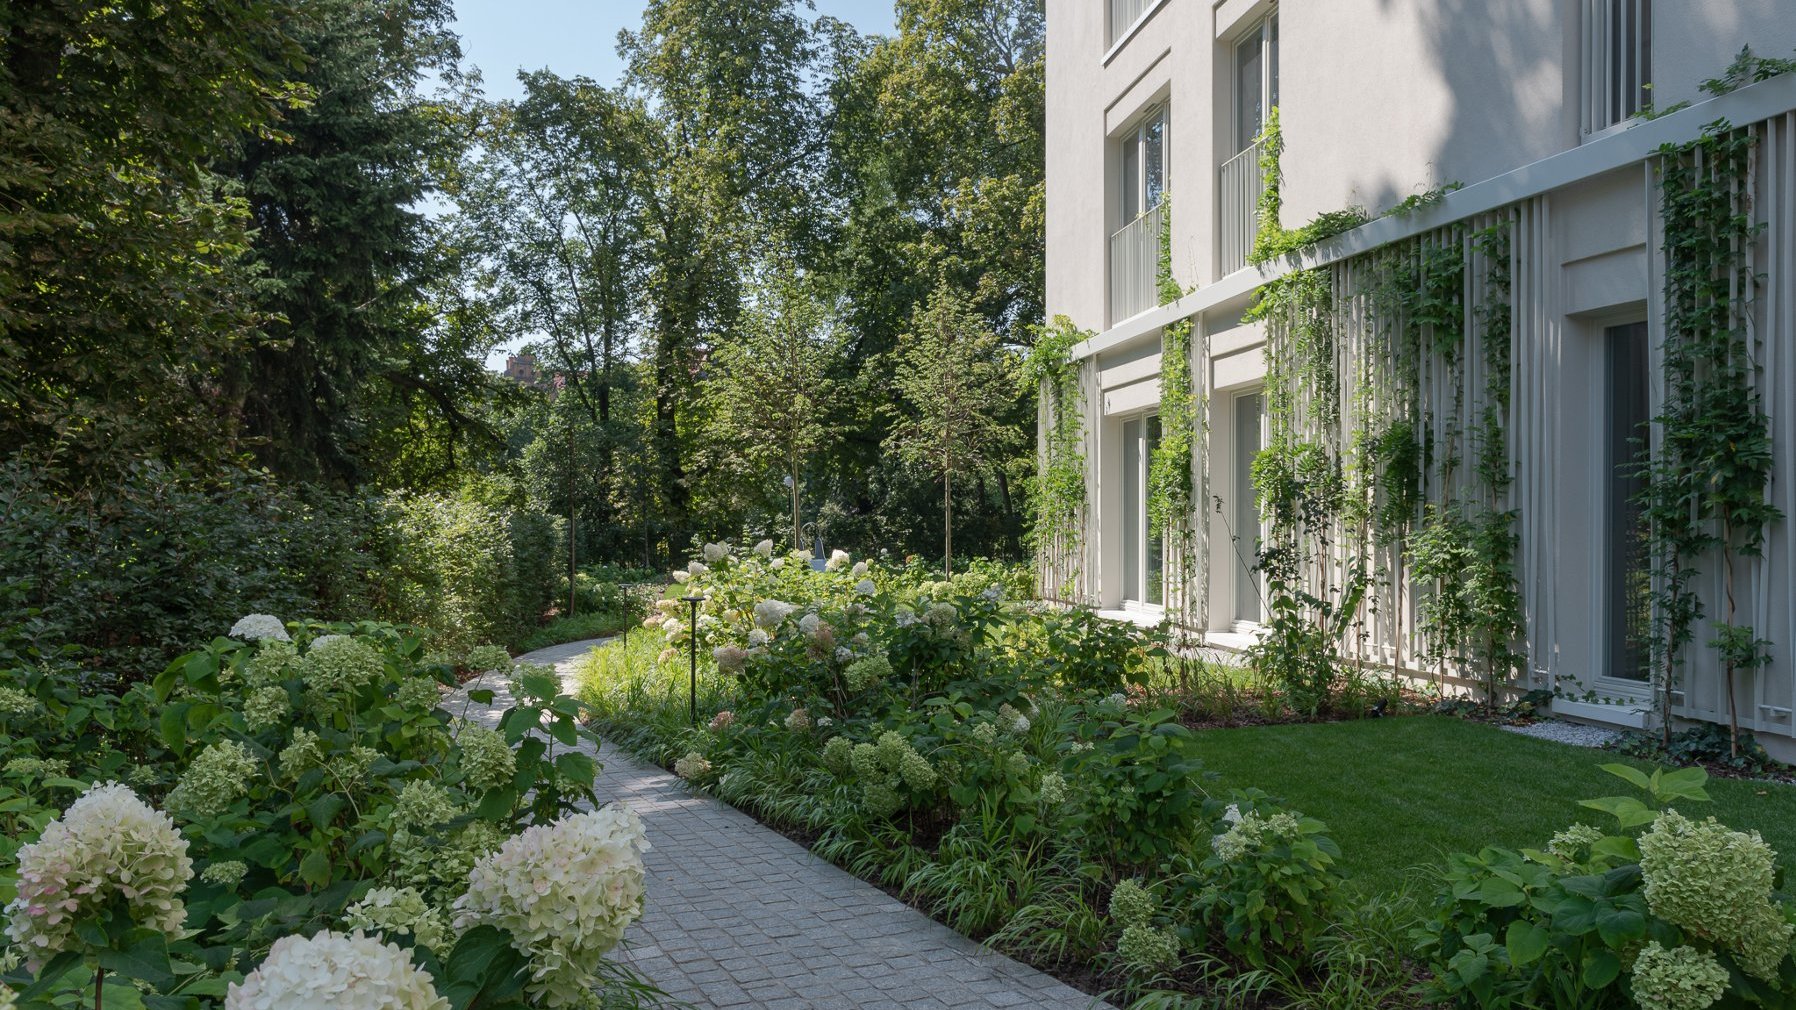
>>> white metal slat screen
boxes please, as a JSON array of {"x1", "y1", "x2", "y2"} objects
[
  {"x1": 1582, "y1": 0, "x2": 1652, "y2": 136},
  {"x1": 1109, "y1": 0, "x2": 1152, "y2": 47},
  {"x1": 1219, "y1": 140, "x2": 1263, "y2": 275},
  {"x1": 1109, "y1": 202, "x2": 1164, "y2": 325}
]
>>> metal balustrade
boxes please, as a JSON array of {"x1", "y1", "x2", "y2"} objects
[
  {"x1": 1219, "y1": 140, "x2": 1264, "y2": 276},
  {"x1": 1109, "y1": 202, "x2": 1164, "y2": 325}
]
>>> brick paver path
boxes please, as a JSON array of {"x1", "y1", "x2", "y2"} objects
[{"x1": 446, "y1": 639, "x2": 1112, "y2": 1010}]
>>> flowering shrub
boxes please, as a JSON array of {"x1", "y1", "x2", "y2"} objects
[
  {"x1": 1183, "y1": 791, "x2": 1342, "y2": 968},
  {"x1": 226, "y1": 930, "x2": 448, "y2": 1010},
  {"x1": 454, "y1": 805, "x2": 649, "y2": 1007},
  {"x1": 4, "y1": 783, "x2": 192, "y2": 972},
  {"x1": 0, "y1": 617, "x2": 654, "y2": 1009},
  {"x1": 1417, "y1": 764, "x2": 1796, "y2": 1010}
]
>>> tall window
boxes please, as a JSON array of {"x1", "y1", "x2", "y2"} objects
[
  {"x1": 1605, "y1": 322, "x2": 1651, "y2": 681},
  {"x1": 1122, "y1": 414, "x2": 1166, "y2": 606},
  {"x1": 1232, "y1": 391, "x2": 1264, "y2": 624},
  {"x1": 1582, "y1": 0, "x2": 1652, "y2": 134},
  {"x1": 1121, "y1": 105, "x2": 1167, "y2": 224},
  {"x1": 1235, "y1": 13, "x2": 1279, "y2": 154}
]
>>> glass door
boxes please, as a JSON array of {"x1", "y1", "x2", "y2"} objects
[
  {"x1": 1605, "y1": 322, "x2": 1651, "y2": 681},
  {"x1": 1121, "y1": 414, "x2": 1165, "y2": 607},
  {"x1": 1233, "y1": 391, "x2": 1265, "y2": 623}
]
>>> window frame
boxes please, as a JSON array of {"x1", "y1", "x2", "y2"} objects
[
  {"x1": 1119, "y1": 103, "x2": 1169, "y2": 227},
  {"x1": 1233, "y1": 11, "x2": 1279, "y2": 157}
]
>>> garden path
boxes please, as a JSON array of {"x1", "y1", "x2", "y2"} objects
[{"x1": 445, "y1": 638, "x2": 1113, "y2": 1010}]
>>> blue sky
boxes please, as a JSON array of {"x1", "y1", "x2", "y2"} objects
[
  {"x1": 453, "y1": 1, "x2": 896, "y2": 367},
  {"x1": 452, "y1": 0, "x2": 898, "y2": 100}
]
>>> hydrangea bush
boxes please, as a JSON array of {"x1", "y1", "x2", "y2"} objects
[
  {"x1": 1418, "y1": 764, "x2": 1796, "y2": 1010},
  {"x1": 0, "y1": 617, "x2": 658, "y2": 1009},
  {"x1": 580, "y1": 545, "x2": 1350, "y2": 998}
]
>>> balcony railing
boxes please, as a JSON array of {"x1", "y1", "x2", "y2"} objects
[
  {"x1": 1109, "y1": 201, "x2": 1165, "y2": 326},
  {"x1": 1219, "y1": 140, "x2": 1264, "y2": 276},
  {"x1": 1109, "y1": 0, "x2": 1153, "y2": 47}
]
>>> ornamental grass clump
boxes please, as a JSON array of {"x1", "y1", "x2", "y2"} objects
[
  {"x1": 454, "y1": 804, "x2": 650, "y2": 1008},
  {"x1": 4, "y1": 783, "x2": 193, "y2": 972},
  {"x1": 225, "y1": 929, "x2": 448, "y2": 1010}
]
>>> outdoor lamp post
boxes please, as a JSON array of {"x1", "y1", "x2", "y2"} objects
[{"x1": 683, "y1": 594, "x2": 705, "y2": 725}]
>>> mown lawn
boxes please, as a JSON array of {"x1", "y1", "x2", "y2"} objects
[{"x1": 1190, "y1": 715, "x2": 1796, "y2": 898}]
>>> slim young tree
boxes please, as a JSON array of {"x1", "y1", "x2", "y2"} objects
[
  {"x1": 884, "y1": 282, "x2": 1018, "y2": 575},
  {"x1": 704, "y1": 272, "x2": 842, "y2": 552}
]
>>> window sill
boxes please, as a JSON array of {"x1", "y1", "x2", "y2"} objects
[{"x1": 1103, "y1": 0, "x2": 1170, "y2": 66}]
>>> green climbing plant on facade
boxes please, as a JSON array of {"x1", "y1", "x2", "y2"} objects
[
  {"x1": 1146, "y1": 196, "x2": 1208, "y2": 636},
  {"x1": 1024, "y1": 316, "x2": 1091, "y2": 601},
  {"x1": 1646, "y1": 119, "x2": 1780, "y2": 757}
]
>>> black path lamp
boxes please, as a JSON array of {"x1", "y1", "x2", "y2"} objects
[{"x1": 683, "y1": 594, "x2": 705, "y2": 725}]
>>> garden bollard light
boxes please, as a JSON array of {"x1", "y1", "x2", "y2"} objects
[{"x1": 684, "y1": 594, "x2": 704, "y2": 725}]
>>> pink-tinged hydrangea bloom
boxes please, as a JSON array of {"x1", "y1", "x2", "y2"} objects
[
  {"x1": 713, "y1": 644, "x2": 748, "y2": 674},
  {"x1": 453, "y1": 805, "x2": 650, "y2": 1007},
  {"x1": 226, "y1": 930, "x2": 448, "y2": 1010},
  {"x1": 708, "y1": 710, "x2": 736, "y2": 731},
  {"x1": 4, "y1": 783, "x2": 192, "y2": 971}
]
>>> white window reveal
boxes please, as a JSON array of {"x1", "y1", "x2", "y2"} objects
[
  {"x1": 1220, "y1": 13, "x2": 1278, "y2": 274},
  {"x1": 1581, "y1": 0, "x2": 1652, "y2": 136},
  {"x1": 1111, "y1": 105, "x2": 1168, "y2": 324}
]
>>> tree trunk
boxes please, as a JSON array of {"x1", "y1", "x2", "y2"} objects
[
  {"x1": 790, "y1": 463, "x2": 803, "y2": 554},
  {"x1": 944, "y1": 469, "x2": 954, "y2": 577}
]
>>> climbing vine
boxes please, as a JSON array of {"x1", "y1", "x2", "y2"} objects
[
  {"x1": 1023, "y1": 316, "x2": 1091, "y2": 600},
  {"x1": 1147, "y1": 196, "x2": 1207, "y2": 635},
  {"x1": 1238, "y1": 104, "x2": 1529, "y2": 710},
  {"x1": 1646, "y1": 119, "x2": 1779, "y2": 756}
]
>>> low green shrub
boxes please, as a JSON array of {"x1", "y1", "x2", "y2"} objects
[
  {"x1": 0, "y1": 616, "x2": 658, "y2": 1009},
  {"x1": 1416, "y1": 764, "x2": 1796, "y2": 1009}
]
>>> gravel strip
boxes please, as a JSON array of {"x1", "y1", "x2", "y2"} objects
[{"x1": 1500, "y1": 719, "x2": 1624, "y2": 749}]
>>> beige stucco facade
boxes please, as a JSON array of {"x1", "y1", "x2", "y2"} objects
[{"x1": 1042, "y1": 0, "x2": 1796, "y2": 754}]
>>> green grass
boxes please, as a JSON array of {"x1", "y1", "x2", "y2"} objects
[
  {"x1": 510, "y1": 609, "x2": 637, "y2": 653},
  {"x1": 1190, "y1": 715, "x2": 1796, "y2": 898}
]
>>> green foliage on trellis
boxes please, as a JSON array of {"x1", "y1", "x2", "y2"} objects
[
  {"x1": 1241, "y1": 112, "x2": 1527, "y2": 706},
  {"x1": 1645, "y1": 120, "x2": 1781, "y2": 754},
  {"x1": 1022, "y1": 316, "x2": 1090, "y2": 595}
]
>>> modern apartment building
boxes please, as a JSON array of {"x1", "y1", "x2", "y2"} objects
[{"x1": 1040, "y1": 0, "x2": 1796, "y2": 754}]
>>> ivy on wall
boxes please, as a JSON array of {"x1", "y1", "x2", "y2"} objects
[
  {"x1": 1147, "y1": 196, "x2": 1208, "y2": 638},
  {"x1": 1646, "y1": 119, "x2": 1780, "y2": 756},
  {"x1": 1239, "y1": 105, "x2": 1528, "y2": 709},
  {"x1": 1023, "y1": 316, "x2": 1091, "y2": 601}
]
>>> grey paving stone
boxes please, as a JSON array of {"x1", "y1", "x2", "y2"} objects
[{"x1": 446, "y1": 638, "x2": 1114, "y2": 1010}]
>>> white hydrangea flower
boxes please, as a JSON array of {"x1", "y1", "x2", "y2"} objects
[
  {"x1": 672, "y1": 570, "x2": 691, "y2": 584},
  {"x1": 982, "y1": 585, "x2": 1005, "y2": 601},
  {"x1": 855, "y1": 578, "x2": 876, "y2": 596},
  {"x1": 753, "y1": 539, "x2": 774, "y2": 557},
  {"x1": 702, "y1": 542, "x2": 729, "y2": 563},
  {"x1": 799, "y1": 612, "x2": 823, "y2": 636},
  {"x1": 687, "y1": 560, "x2": 708, "y2": 576},
  {"x1": 713, "y1": 644, "x2": 748, "y2": 674},
  {"x1": 345, "y1": 886, "x2": 449, "y2": 951},
  {"x1": 229, "y1": 614, "x2": 290, "y2": 642},
  {"x1": 226, "y1": 930, "x2": 448, "y2": 1010},
  {"x1": 796, "y1": 549, "x2": 814, "y2": 562},
  {"x1": 851, "y1": 560, "x2": 869, "y2": 577},
  {"x1": 754, "y1": 600, "x2": 797, "y2": 630},
  {"x1": 826, "y1": 549, "x2": 851, "y2": 571},
  {"x1": 5, "y1": 784, "x2": 193, "y2": 971},
  {"x1": 454, "y1": 806, "x2": 650, "y2": 1007},
  {"x1": 770, "y1": 557, "x2": 786, "y2": 570},
  {"x1": 747, "y1": 628, "x2": 772, "y2": 647},
  {"x1": 834, "y1": 646, "x2": 854, "y2": 663}
]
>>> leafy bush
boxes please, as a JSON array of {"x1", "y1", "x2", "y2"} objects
[
  {"x1": 1608, "y1": 721, "x2": 1788, "y2": 778},
  {"x1": 0, "y1": 462, "x2": 565, "y2": 678},
  {"x1": 0, "y1": 617, "x2": 656, "y2": 1009},
  {"x1": 1416, "y1": 763, "x2": 1796, "y2": 1009}
]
